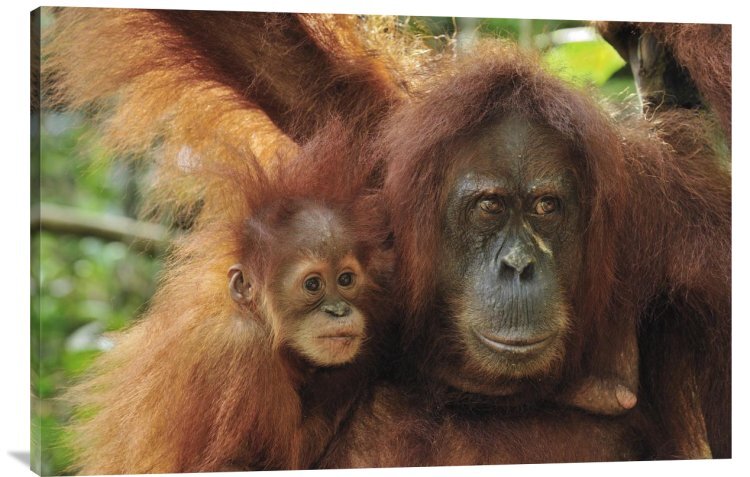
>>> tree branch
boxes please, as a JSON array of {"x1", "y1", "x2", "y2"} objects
[{"x1": 31, "y1": 202, "x2": 170, "y2": 254}]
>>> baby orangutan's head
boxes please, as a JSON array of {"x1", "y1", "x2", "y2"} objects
[{"x1": 229, "y1": 202, "x2": 381, "y2": 366}]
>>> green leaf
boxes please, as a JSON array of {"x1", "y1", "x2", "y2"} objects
[{"x1": 543, "y1": 39, "x2": 626, "y2": 86}]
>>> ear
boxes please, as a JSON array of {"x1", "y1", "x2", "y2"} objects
[{"x1": 228, "y1": 264, "x2": 254, "y2": 305}]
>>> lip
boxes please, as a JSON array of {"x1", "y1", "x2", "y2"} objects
[
  {"x1": 474, "y1": 329, "x2": 555, "y2": 354},
  {"x1": 317, "y1": 333, "x2": 360, "y2": 341}
]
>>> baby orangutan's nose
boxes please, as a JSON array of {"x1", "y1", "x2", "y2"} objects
[{"x1": 321, "y1": 302, "x2": 351, "y2": 318}]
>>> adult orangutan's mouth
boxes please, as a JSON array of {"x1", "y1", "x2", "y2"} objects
[{"x1": 474, "y1": 329, "x2": 555, "y2": 355}]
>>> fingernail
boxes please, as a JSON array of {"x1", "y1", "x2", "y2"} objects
[{"x1": 616, "y1": 385, "x2": 637, "y2": 409}]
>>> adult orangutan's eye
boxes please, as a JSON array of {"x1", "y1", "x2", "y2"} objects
[
  {"x1": 478, "y1": 196, "x2": 505, "y2": 215},
  {"x1": 533, "y1": 196, "x2": 560, "y2": 215}
]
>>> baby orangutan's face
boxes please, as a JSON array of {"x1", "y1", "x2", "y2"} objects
[
  {"x1": 228, "y1": 206, "x2": 375, "y2": 366},
  {"x1": 273, "y1": 250, "x2": 369, "y2": 366}
]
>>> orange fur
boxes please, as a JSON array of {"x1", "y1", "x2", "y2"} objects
[
  {"x1": 43, "y1": 8, "x2": 403, "y2": 222},
  {"x1": 64, "y1": 124, "x2": 394, "y2": 473},
  {"x1": 362, "y1": 42, "x2": 729, "y2": 462},
  {"x1": 595, "y1": 22, "x2": 731, "y2": 142},
  {"x1": 45, "y1": 9, "x2": 730, "y2": 469}
]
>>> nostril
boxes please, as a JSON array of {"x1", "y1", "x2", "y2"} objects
[
  {"x1": 519, "y1": 262, "x2": 534, "y2": 281},
  {"x1": 499, "y1": 259, "x2": 515, "y2": 278},
  {"x1": 499, "y1": 256, "x2": 535, "y2": 280}
]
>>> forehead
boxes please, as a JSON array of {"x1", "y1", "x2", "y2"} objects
[
  {"x1": 453, "y1": 114, "x2": 576, "y2": 185},
  {"x1": 283, "y1": 205, "x2": 355, "y2": 259}
]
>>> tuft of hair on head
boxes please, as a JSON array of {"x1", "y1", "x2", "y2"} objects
[{"x1": 174, "y1": 116, "x2": 390, "y2": 289}]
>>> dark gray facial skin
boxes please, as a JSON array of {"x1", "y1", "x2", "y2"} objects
[{"x1": 434, "y1": 114, "x2": 584, "y2": 395}]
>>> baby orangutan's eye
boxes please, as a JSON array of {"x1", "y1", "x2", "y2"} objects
[
  {"x1": 337, "y1": 272, "x2": 355, "y2": 288},
  {"x1": 303, "y1": 276, "x2": 323, "y2": 293}
]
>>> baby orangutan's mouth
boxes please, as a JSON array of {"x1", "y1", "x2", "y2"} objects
[
  {"x1": 317, "y1": 332, "x2": 360, "y2": 344},
  {"x1": 313, "y1": 320, "x2": 366, "y2": 365},
  {"x1": 315, "y1": 330, "x2": 364, "y2": 365}
]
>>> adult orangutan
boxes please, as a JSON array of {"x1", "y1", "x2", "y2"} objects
[{"x1": 319, "y1": 43, "x2": 729, "y2": 466}]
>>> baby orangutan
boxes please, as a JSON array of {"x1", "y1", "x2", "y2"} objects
[
  {"x1": 65, "y1": 131, "x2": 393, "y2": 473},
  {"x1": 220, "y1": 197, "x2": 392, "y2": 470}
]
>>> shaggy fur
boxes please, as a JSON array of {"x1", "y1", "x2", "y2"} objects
[
  {"x1": 344, "y1": 43, "x2": 729, "y2": 463},
  {"x1": 45, "y1": 9, "x2": 730, "y2": 469},
  {"x1": 596, "y1": 22, "x2": 731, "y2": 142},
  {"x1": 64, "y1": 123, "x2": 394, "y2": 474},
  {"x1": 43, "y1": 8, "x2": 403, "y2": 220},
  {"x1": 320, "y1": 384, "x2": 647, "y2": 467}
]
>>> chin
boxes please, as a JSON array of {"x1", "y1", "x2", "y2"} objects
[{"x1": 450, "y1": 300, "x2": 571, "y2": 382}]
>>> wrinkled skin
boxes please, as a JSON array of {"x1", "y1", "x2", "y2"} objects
[{"x1": 426, "y1": 115, "x2": 584, "y2": 397}]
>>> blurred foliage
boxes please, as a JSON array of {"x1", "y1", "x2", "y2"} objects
[
  {"x1": 480, "y1": 18, "x2": 583, "y2": 38},
  {"x1": 32, "y1": 113, "x2": 162, "y2": 475},
  {"x1": 32, "y1": 15, "x2": 635, "y2": 476},
  {"x1": 403, "y1": 16, "x2": 634, "y2": 99},
  {"x1": 544, "y1": 40, "x2": 626, "y2": 86}
]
